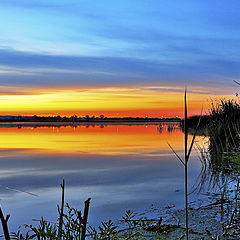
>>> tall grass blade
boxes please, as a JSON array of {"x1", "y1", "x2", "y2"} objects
[
  {"x1": 187, "y1": 112, "x2": 202, "y2": 161},
  {"x1": 81, "y1": 198, "x2": 91, "y2": 240},
  {"x1": 167, "y1": 142, "x2": 185, "y2": 166},
  {"x1": 58, "y1": 179, "x2": 65, "y2": 240},
  {"x1": 0, "y1": 207, "x2": 10, "y2": 240},
  {"x1": 184, "y1": 88, "x2": 189, "y2": 240},
  {"x1": 5, "y1": 186, "x2": 38, "y2": 197},
  {"x1": 233, "y1": 80, "x2": 240, "y2": 86},
  {"x1": 184, "y1": 88, "x2": 188, "y2": 162}
]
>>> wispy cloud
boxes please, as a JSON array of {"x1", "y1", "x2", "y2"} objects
[
  {"x1": 0, "y1": 48, "x2": 239, "y2": 93},
  {"x1": 0, "y1": 65, "x2": 117, "y2": 76}
]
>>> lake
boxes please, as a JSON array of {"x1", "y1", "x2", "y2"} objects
[{"x1": 0, "y1": 123, "x2": 206, "y2": 233}]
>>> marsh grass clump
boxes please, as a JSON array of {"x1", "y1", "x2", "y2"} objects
[
  {"x1": 6, "y1": 180, "x2": 92, "y2": 240},
  {"x1": 208, "y1": 99, "x2": 240, "y2": 149},
  {"x1": 210, "y1": 98, "x2": 240, "y2": 120},
  {"x1": 206, "y1": 99, "x2": 240, "y2": 177},
  {"x1": 11, "y1": 202, "x2": 91, "y2": 240},
  {"x1": 193, "y1": 99, "x2": 240, "y2": 192}
]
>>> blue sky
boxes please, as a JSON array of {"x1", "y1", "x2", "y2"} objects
[{"x1": 0, "y1": 0, "x2": 240, "y2": 94}]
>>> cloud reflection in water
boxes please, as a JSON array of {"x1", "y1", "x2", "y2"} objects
[{"x1": 0, "y1": 124, "x2": 202, "y2": 231}]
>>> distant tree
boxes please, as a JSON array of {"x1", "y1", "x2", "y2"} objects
[
  {"x1": 100, "y1": 114, "x2": 104, "y2": 119},
  {"x1": 71, "y1": 115, "x2": 78, "y2": 119},
  {"x1": 85, "y1": 115, "x2": 90, "y2": 119}
]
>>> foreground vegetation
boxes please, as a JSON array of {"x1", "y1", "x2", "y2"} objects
[
  {"x1": 2, "y1": 181, "x2": 240, "y2": 239},
  {"x1": 189, "y1": 98, "x2": 240, "y2": 185}
]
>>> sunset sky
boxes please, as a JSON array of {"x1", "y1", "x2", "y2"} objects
[{"x1": 0, "y1": 0, "x2": 240, "y2": 117}]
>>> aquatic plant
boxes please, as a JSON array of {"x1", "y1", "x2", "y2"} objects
[
  {"x1": 194, "y1": 98, "x2": 240, "y2": 192},
  {"x1": 0, "y1": 207, "x2": 10, "y2": 240},
  {"x1": 168, "y1": 89, "x2": 201, "y2": 240},
  {"x1": 8, "y1": 180, "x2": 91, "y2": 240}
]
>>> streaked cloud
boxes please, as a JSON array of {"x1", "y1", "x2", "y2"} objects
[
  {"x1": 0, "y1": 65, "x2": 117, "y2": 77},
  {"x1": 0, "y1": 48, "x2": 239, "y2": 93}
]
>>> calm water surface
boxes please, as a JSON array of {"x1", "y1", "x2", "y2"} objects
[{"x1": 0, "y1": 123, "x2": 205, "y2": 232}]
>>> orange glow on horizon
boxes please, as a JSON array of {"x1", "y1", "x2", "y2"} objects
[{"x1": 0, "y1": 86, "x2": 235, "y2": 117}]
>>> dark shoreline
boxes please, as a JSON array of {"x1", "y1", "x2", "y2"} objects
[{"x1": 0, "y1": 120, "x2": 181, "y2": 128}]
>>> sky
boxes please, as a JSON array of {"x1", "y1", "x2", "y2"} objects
[{"x1": 0, "y1": 0, "x2": 240, "y2": 117}]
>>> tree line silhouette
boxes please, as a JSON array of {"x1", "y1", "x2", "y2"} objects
[{"x1": 0, "y1": 115, "x2": 181, "y2": 123}]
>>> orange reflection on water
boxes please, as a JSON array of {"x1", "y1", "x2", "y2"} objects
[{"x1": 0, "y1": 124, "x2": 190, "y2": 156}]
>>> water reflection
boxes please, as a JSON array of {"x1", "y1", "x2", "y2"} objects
[
  {"x1": 191, "y1": 118, "x2": 240, "y2": 195},
  {"x1": 0, "y1": 124, "x2": 186, "y2": 156},
  {"x1": 0, "y1": 123, "x2": 203, "y2": 232}
]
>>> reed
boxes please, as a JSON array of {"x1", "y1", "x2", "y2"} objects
[
  {"x1": 57, "y1": 179, "x2": 65, "y2": 240},
  {"x1": 11, "y1": 180, "x2": 91, "y2": 240},
  {"x1": 0, "y1": 207, "x2": 10, "y2": 240},
  {"x1": 168, "y1": 89, "x2": 201, "y2": 240},
  {"x1": 196, "y1": 97, "x2": 240, "y2": 191},
  {"x1": 81, "y1": 198, "x2": 91, "y2": 240}
]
